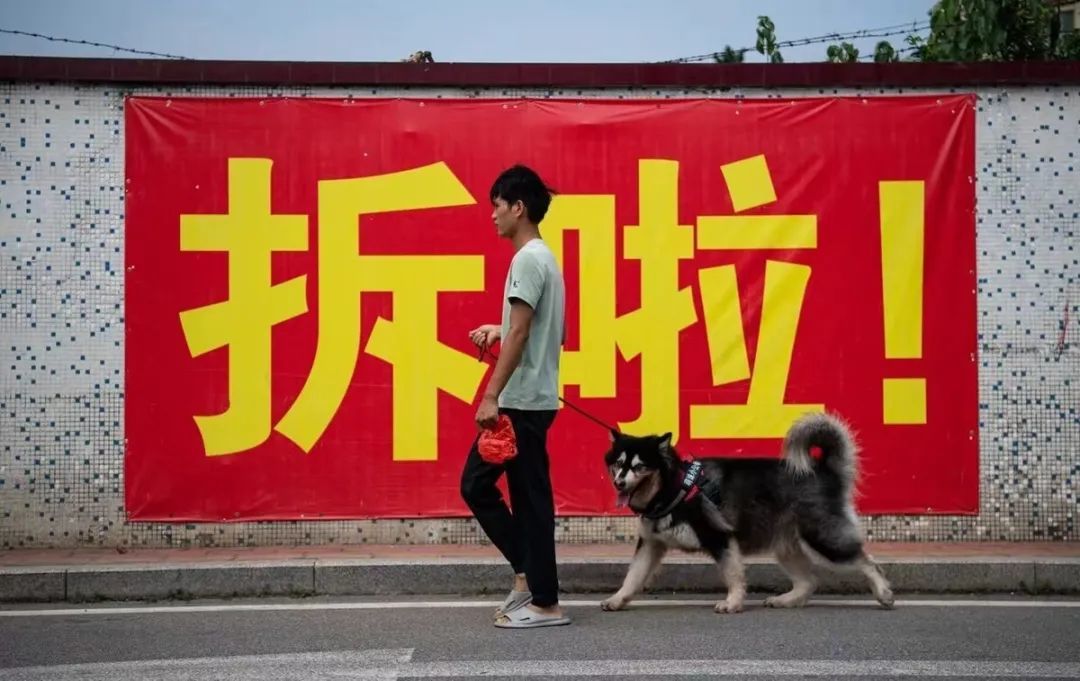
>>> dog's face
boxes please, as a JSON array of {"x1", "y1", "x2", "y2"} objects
[{"x1": 604, "y1": 430, "x2": 674, "y2": 511}]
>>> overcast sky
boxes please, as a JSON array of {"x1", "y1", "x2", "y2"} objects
[{"x1": 1, "y1": 0, "x2": 935, "y2": 64}]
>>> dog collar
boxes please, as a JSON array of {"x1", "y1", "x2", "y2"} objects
[{"x1": 641, "y1": 459, "x2": 703, "y2": 519}]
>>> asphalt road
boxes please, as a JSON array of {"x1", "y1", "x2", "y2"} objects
[{"x1": 1, "y1": 594, "x2": 1079, "y2": 679}]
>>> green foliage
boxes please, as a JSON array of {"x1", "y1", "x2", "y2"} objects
[
  {"x1": 826, "y1": 41, "x2": 861, "y2": 63},
  {"x1": 873, "y1": 40, "x2": 900, "y2": 63},
  {"x1": 916, "y1": 0, "x2": 1067, "y2": 61},
  {"x1": 734, "y1": 2, "x2": 1075, "y2": 65},
  {"x1": 1055, "y1": 24, "x2": 1080, "y2": 58},
  {"x1": 713, "y1": 45, "x2": 747, "y2": 63},
  {"x1": 756, "y1": 16, "x2": 784, "y2": 63}
]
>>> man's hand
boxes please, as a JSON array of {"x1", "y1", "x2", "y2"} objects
[
  {"x1": 475, "y1": 394, "x2": 499, "y2": 430},
  {"x1": 469, "y1": 324, "x2": 501, "y2": 352}
]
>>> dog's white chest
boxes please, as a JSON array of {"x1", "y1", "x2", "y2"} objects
[{"x1": 645, "y1": 517, "x2": 701, "y2": 551}]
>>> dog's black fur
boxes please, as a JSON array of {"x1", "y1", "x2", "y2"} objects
[{"x1": 601, "y1": 412, "x2": 894, "y2": 613}]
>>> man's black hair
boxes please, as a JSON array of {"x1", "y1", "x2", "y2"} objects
[{"x1": 489, "y1": 164, "x2": 556, "y2": 225}]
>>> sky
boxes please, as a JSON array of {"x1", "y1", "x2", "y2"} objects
[{"x1": 0, "y1": 0, "x2": 936, "y2": 64}]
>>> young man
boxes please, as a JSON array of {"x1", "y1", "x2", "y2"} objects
[{"x1": 460, "y1": 164, "x2": 569, "y2": 629}]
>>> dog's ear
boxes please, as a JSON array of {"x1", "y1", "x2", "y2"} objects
[{"x1": 658, "y1": 432, "x2": 674, "y2": 460}]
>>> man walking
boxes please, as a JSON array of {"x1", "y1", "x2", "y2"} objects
[{"x1": 461, "y1": 164, "x2": 569, "y2": 629}]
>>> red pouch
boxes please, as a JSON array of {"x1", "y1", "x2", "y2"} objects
[{"x1": 478, "y1": 414, "x2": 517, "y2": 464}]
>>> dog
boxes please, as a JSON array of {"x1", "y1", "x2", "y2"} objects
[{"x1": 601, "y1": 411, "x2": 894, "y2": 613}]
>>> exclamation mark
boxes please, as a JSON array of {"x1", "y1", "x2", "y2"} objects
[{"x1": 879, "y1": 181, "x2": 927, "y2": 425}]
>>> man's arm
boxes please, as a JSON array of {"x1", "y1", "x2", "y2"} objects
[
  {"x1": 482, "y1": 299, "x2": 533, "y2": 402},
  {"x1": 476, "y1": 251, "x2": 543, "y2": 428}
]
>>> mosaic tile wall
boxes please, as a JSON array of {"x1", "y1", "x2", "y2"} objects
[{"x1": 0, "y1": 80, "x2": 1076, "y2": 548}]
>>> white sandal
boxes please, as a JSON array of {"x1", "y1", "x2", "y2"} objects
[
  {"x1": 494, "y1": 589, "x2": 531, "y2": 619},
  {"x1": 494, "y1": 606, "x2": 571, "y2": 629}
]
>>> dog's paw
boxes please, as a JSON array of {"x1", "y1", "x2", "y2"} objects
[
  {"x1": 764, "y1": 594, "x2": 807, "y2": 609},
  {"x1": 714, "y1": 599, "x2": 744, "y2": 614},
  {"x1": 600, "y1": 596, "x2": 627, "y2": 611},
  {"x1": 876, "y1": 588, "x2": 895, "y2": 610}
]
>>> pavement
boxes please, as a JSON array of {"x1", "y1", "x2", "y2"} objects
[{"x1": 1, "y1": 542, "x2": 1079, "y2": 603}]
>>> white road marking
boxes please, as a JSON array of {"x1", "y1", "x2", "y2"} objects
[
  {"x1": 0, "y1": 650, "x2": 414, "y2": 681},
  {"x1": 1, "y1": 653, "x2": 1078, "y2": 679},
  {"x1": 1, "y1": 597, "x2": 1078, "y2": 617}
]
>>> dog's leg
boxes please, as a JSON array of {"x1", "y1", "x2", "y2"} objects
[
  {"x1": 601, "y1": 537, "x2": 666, "y2": 611},
  {"x1": 714, "y1": 542, "x2": 746, "y2": 614},
  {"x1": 800, "y1": 507, "x2": 895, "y2": 610},
  {"x1": 856, "y1": 550, "x2": 895, "y2": 608},
  {"x1": 766, "y1": 541, "x2": 817, "y2": 608}
]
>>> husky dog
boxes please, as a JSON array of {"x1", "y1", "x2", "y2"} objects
[{"x1": 602, "y1": 412, "x2": 894, "y2": 613}]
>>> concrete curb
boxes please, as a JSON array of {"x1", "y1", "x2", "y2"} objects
[
  {"x1": 64, "y1": 561, "x2": 316, "y2": 602},
  {"x1": 2, "y1": 557, "x2": 1077, "y2": 603},
  {"x1": 0, "y1": 567, "x2": 66, "y2": 602}
]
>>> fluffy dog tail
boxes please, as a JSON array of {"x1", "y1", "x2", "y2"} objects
[{"x1": 782, "y1": 412, "x2": 858, "y2": 491}]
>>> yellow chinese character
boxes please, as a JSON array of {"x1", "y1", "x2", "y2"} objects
[
  {"x1": 616, "y1": 160, "x2": 698, "y2": 441},
  {"x1": 544, "y1": 161, "x2": 696, "y2": 443},
  {"x1": 273, "y1": 162, "x2": 486, "y2": 460},
  {"x1": 540, "y1": 194, "x2": 618, "y2": 397},
  {"x1": 178, "y1": 158, "x2": 309, "y2": 456},
  {"x1": 690, "y1": 154, "x2": 824, "y2": 440}
]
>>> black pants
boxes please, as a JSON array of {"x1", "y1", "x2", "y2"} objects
[{"x1": 460, "y1": 408, "x2": 559, "y2": 608}]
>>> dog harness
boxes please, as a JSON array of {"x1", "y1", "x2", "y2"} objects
[{"x1": 641, "y1": 459, "x2": 708, "y2": 519}]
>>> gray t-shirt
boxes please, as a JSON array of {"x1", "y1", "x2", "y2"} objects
[{"x1": 498, "y1": 238, "x2": 565, "y2": 411}]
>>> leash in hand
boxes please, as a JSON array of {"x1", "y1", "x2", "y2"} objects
[{"x1": 476, "y1": 344, "x2": 619, "y2": 434}]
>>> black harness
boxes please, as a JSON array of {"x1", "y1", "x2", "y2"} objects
[{"x1": 640, "y1": 458, "x2": 722, "y2": 520}]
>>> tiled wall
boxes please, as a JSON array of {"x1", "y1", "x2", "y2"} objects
[{"x1": 1, "y1": 81, "x2": 1076, "y2": 548}]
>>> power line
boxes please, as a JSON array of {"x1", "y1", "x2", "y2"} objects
[
  {"x1": 661, "y1": 19, "x2": 931, "y2": 64},
  {"x1": 0, "y1": 27, "x2": 189, "y2": 60},
  {"x1": 663, "y1": 24, "x2": 928, "y2": 63},
  {"x1": 778, "y1": 24, "x2": 930, "y2": 49}
]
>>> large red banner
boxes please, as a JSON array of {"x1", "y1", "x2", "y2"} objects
[{"x1": 124, "y1": 96, "x2": 977, "y2": 521}]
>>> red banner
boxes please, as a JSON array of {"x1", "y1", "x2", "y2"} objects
[{"x1": 124, "y1": 95, "x2": 977, "y2": 521}]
